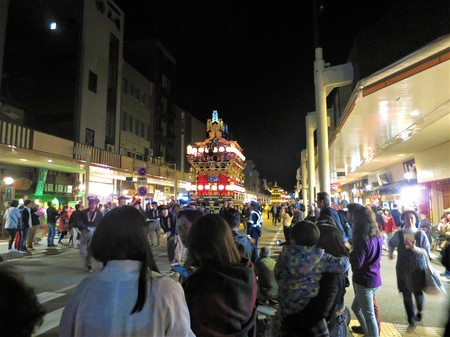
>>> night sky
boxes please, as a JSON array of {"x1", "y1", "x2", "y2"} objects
[{"x1": 115, "y1": 0, "x2": 398, "y2": 192}]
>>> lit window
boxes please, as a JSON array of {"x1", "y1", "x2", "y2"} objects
[{"x1": 50, "y1": 22, "x2": 57, "y2": 30}]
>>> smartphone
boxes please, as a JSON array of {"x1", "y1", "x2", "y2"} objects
[
  {"x1": 170, "y1": 263, "x2": 190, "y2": 278},
  {"x1": 404, "y1": 233, "x2": 415, "y2": 241}
]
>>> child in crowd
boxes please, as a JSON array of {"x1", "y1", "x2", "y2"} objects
[
  {"x1": 275, "y1": 221, "x2": 350, "y2": 320},
  {"x1": 255, "y1": 247, "x2": 279, "y2": 304}
]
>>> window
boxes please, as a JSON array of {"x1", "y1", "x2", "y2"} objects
[
  {"x1": 127, "y1": 115, "x2": 133, "y2": 132},
  {"x1": 123, "y1": 78, "x2": 128, "y2": 94},
  {"x1": 88, "y1": 71, "x2": 98, "y2": 93},
  {"x1": 85, "y1": 128, "x2": 95, "y2": 146},
  {"x1": 133, "y1": 118, "x2": 139, "y2": 135},
  {"x1": 121, "y1": 111, "x2": 127, "y2": 131},
  {"x1": 135, "y1": 87, "x2": 140, "y2": 100}
]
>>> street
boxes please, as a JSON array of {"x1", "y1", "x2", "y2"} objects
[{"x1": 1, "y1": 217, "x2": 449, "y2": 337}]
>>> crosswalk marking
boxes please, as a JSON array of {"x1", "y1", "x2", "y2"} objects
[
  {"x1": 34, "y1": 307, "x2": 64, "y2": 336},
  {"x1": 36, "y1": 292, "x2": 65, "y2": 304}
]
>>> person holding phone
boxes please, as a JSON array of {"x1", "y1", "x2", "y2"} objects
[{"x1": 388, "y1": 210, "x2": 431, "y2": 333}]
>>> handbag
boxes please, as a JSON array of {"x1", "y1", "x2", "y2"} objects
[{"x1": 423, "y1": 252, "x2": 446, "y2": 295}]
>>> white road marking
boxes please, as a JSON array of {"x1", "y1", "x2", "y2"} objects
[{"x1": 34, "y1": 307, "x2": 64, "y2": 336}]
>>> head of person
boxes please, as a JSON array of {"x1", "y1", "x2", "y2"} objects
[
  {"x1": 178, "y1": 209, "x2": 204, "y2": 247},
  {"x1": 347, "y1": 203, "x2": 380, "y2": 240},
  {"x1": 403, "y1": 210, "x2": 418, "y2": 228},
  {"x1": 90, "y1": 205, "x2": 159, "y2": 314},
  {"x1": 316, "y1": 192, "x2": 331, "y2": 208},
  {"x1": 0, "y1": 264, "x2": 46, "y2": 337},
  {"x1": 159, "y1": 204, "x2": 169, "y2": 216},
  {"x1": 24, "y1": 199, "x2": 32, "y2": 208},
  {"x1": 384, "y1": 209, "x2": 391, "y2": 216},
  {"x1": 75, "y1": 203, "x2": 81, "y2": 211},
  {"x1": 221, "y1": 207, "x2": 241, "y2": 229},
  {"x1": 151, "y1": 201, "x2": 158, "y2": 209},
  {"x1": 339, "y1": 199, "x2": 349, "y2": 210},
  {"x1": 259, "y1": 247, "x2": 271, "y2": 259},
  {"x1": 290, "y1": 220, "x2": 320, "y2": 247},
  {"x1": 188, "y1": 214, "x2": 241, "y2": 266},
  {"x1": 250, "y1": 201, "x2": 259, "y2": 210},
  {"x1": 316, "y1": 223, "x2": 349, "y2": 258},
  {"x1": 10, "y1": 200, "x2": 19, "y2": 208},
  {"x1": 88, "y1": 197, "x2": 99, "y2": 210},
  {"x1": 118, "y1": 196, "x2": 127, "y2": 206}
]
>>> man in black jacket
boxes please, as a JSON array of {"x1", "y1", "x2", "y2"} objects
[
  {"x1": 222, "y1": 207, "x2": 257, "y2": 262},
  {"x1": 19, "y1": 200, "x2": 32, "y2": 253},
  {"x1": 317, "y1": 192, "x2": 350, "y2": 243}
]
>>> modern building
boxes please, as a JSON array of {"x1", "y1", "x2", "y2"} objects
[
  {"x1": 303, "y1": 0, "x2": 449, "y2": 222},
  {"x1": 0, "y1": 0, "x2": 203, "y2": 212}
]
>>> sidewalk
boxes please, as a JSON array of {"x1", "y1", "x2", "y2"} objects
[
  {"x1": 0, "y1": 237, "x2": 73, "y2": 261},
  {"x1": 349, "y1": 319, "x2": 445, "y2": 337}
]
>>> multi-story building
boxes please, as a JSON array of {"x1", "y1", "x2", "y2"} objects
[{"x1": 0, "y1": 0, "x2": 203, "y2": 211}]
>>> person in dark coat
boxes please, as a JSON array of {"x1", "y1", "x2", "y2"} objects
[
  {"x1": 222, "y1": 207, "x2": 257, "y2": 262},
  {"x1": 317, "y1": 192, "x2": 350, "y2": 243}
]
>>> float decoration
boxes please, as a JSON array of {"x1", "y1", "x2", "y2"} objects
[{"x1": 186, "y1": 111, "x2": 246, "y2": 203}]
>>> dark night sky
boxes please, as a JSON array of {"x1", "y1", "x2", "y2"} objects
[{"x1": 115, "y1": 0, "x2": 398, "y2": 192}]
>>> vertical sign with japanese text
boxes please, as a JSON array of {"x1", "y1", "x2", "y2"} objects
[{"x1": 35, "y1": 168, "x2": 49, "y2": 197}]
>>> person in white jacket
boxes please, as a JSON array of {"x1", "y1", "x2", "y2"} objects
[
  {"x1": 3, "y1": 200, "x2": 21, "y2": 252},
  {"x1": 59, "y1": 205, "x2": 195, "y2": 337}
]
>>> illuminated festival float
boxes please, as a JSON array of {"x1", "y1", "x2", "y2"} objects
[{"x1": 186, "y1": 111, "x2": 246, "y2": 210}]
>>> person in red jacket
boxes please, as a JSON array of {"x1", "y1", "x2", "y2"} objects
[{"x1": 382, "y1": 209, "x2": 396, "y2": 248}]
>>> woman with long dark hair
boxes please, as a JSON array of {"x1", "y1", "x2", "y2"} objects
[
  {"x1": 59, "y1": 205, "x2": 194, "y2": 337},
  {"x1": 184, "y1": 213, "x2": 257, "y2": 336},
  {"x1": 347, "y1": 203, "x2": 383, "y2": 337}
]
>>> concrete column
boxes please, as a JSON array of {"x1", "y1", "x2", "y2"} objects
[
  {"x1": 314, "y1": 47, "x2": 330, "y2": 194},
  {"x1": 306, "y1": 112, "x2": 317, "y2": 211},
  {"x1": 301, "y1": 149, "x2": 308, "y2": 206}
]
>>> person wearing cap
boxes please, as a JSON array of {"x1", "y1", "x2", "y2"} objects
[
  {"x1": 80, "y1": 197, "x2": 103, "y2": 272},
  {"x1": 247, "y1": 201, "x2": 262, "y2": 260},
  {"x1": 159, "y1": 205, "x2": 181, "y2": 262},
  {"x1": 145, "y1": 201, "x2": 161, "y2": 246},
  {"x1": 117, "y1": 196, "x2": 127, "y2": 207}
]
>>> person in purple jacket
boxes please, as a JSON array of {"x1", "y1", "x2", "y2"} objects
[{"x1": 347, "y1": 203, "x2": 383, "y2": 337}]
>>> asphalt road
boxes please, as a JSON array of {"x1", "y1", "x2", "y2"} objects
[{"x1": 1, "y1": 217, "x2": 449, "y2": 336}]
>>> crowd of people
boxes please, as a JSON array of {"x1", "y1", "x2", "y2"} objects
[{"x1": 2, "y1": 192, "x2": 450, "y2": 337}]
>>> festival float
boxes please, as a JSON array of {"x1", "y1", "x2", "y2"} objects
[{"x1": 186, "y1": 111, "x2": 246, "y2": 211}]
